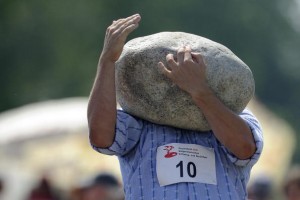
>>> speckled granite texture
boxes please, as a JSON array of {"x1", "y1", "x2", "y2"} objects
[{"x1": 116, "y1": 32, "x2": 254, "y2": 131}]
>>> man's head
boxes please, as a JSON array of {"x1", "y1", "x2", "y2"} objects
[
  {"x1": 82, "y1": 173, "x2": 123, "y2": 200},
  {"x1": 247, "y1": 175, "x2": 273, "y2": 200},
  {"x1": 284, "y1": 166, "x2": 300, "y2": 200},
  {"x1": 0, "y1": 177, "x2": 3, "y2": 194}
]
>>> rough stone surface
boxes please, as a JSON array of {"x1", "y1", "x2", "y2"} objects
[{"x1": 116, "y1": 32, "x2": 255, "y2": 131}]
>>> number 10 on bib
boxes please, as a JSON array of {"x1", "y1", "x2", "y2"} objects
[{"x1": 156, "y1": 143, "x2": 217, "y2": 186}]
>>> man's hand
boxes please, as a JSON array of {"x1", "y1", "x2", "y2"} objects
[
  {"x1": 158, "y1": 46, "x2": 214, "y2": 100},
  {"x1": 100, "y1": 14, "x2": 141, "y2": 63}
]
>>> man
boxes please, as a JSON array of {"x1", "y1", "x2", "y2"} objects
[
  {"x1": 87, "y1": 13, "x2": 263, "y2": 199},
  {"x1": 283, "y1": 165, "x2": 300, "y2": 200},
  {"x1": 80, "y1": 173, "x2": 124, "y2": 200}
]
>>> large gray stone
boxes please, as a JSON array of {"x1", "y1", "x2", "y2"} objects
[{"x1": 116, "y1": 32, "x2": 255, "y2": 131}]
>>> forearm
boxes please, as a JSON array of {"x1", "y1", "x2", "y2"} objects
[
  {"x1": 192, "y1": 92, "x2": 256, "y2": 159},
  {"x1": 87, "y1": 59, "x2": 117, "y2": 148}
]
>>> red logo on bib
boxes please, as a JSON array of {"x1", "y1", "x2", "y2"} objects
[{"x1": 164, "y1": 145, "x2": 178, "y2": 158}]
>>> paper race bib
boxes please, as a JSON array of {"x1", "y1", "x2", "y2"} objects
[{"x1": 156, "y1": 143, "x2": 217, "y2": 186}]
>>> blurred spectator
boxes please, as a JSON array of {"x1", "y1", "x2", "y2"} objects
[
  {"x1": 248, "y1": 175, "x2": 273, "y2": 200},
  {"x1": 27, "y1": 176, "x2": 60, "y2": 200},
  {"x1": 0, "y1": 177, "x2": 4, "y2": 200},
  {"x1": 71, "y1": 173, "x2": 124, "y2": 200},
  {"x1": 283, "y1": 165, "x2": 300, "y2": 200}
]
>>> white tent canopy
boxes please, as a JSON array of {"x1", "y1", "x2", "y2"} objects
[
  {"x1": 0, "y1": 97, "x2": 89, "y2": 145},
  {"x1": 0, "y1": 98, "x2": 122, "y2": 200}
]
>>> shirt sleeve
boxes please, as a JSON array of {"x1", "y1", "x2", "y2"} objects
[
  {"x1": 92, "y1": 110, "x2": 143, "y2": 156},
  {"x1": 223, "y1": 108, "x2": 264, "y2": 167}
]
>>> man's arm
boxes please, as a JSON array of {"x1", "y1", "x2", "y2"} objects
[
  {"x1": 158, "y1": 46, "x2": 256, "y2": 159},
  {"x1": 87, "y1": 14, "x2": 141, "y2": 148}
]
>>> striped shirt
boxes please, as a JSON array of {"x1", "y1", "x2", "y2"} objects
[{"x1": 93, "y1": 109, "x2": 263, "y2": 200}]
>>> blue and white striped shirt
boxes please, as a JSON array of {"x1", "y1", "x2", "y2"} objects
[{"x1": 93, "y1": 109, "x2": 263, "y2": 200}]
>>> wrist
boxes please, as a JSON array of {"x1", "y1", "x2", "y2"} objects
[
  {"x1": 190, "y1": 87, "x2": 215, "y2": 107},
  {"x1": 98, "y1": 55, "x2": 116, "y2": 67}
]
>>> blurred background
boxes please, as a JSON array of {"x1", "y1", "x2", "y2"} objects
[{"x1": 0, "y1": 0, "x2": 299, "y2": 199}]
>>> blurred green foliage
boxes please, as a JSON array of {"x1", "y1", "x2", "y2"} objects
[{"x1": 1, "y1": 0, "x2": 300, "y2": 161}]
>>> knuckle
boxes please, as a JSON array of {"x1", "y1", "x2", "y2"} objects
[
  {"x1": 106, "y1": 26, "x2": 113, "y2": 33},
  {"x1": 183, "y1": 59, "x2": 193, "y2": 65},
  {"x1": 185, "y1": 47, "x2": 191, "y2": 52},
  {"x1": 166, "y1": 54, "x2": 173, "y2": 60},
  {"x1": 107, "y1": 26, "x2": 117, "y2": 35},
  {"x1": 177, "y1": 49, "x2": 185, "y2": 55},
  {"x1": 166, "y1": 58, "x2": 173, "y2": 63}
]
